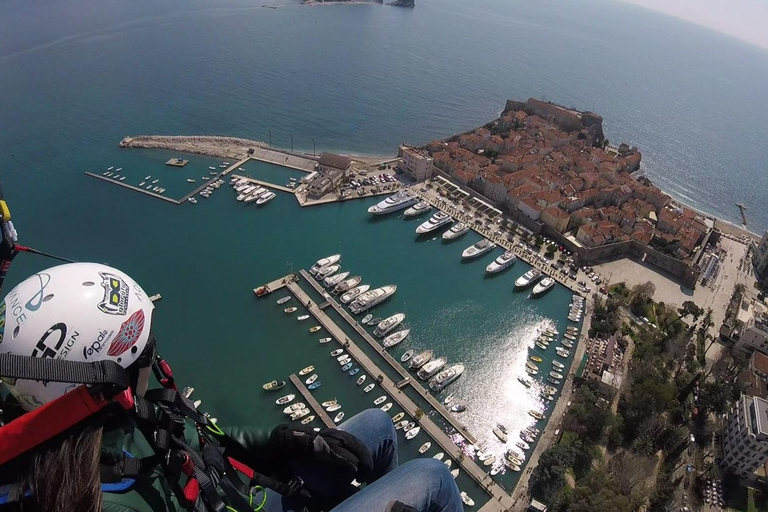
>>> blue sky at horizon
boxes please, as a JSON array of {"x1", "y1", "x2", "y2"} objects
[{"x1": 619, "y1": 0, "x2": 768, "y2": 51}]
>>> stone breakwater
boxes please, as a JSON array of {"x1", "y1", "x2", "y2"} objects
[{"x1": 119, "y1": 135, "x2": 269, "y2": 160}]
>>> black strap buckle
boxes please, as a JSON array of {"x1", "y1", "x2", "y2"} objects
[{"x1": 286, "y1": 475, "x2": 304, "y2": 496}]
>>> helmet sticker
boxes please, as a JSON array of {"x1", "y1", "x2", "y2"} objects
[
  {"x1": 98, "y1": 272, "x2": 129, "y2": 315},
  {"x1": 24, "y1": 272, "x2": 52, "y2": 312},
  {"x1": 107, "y1": 309, "x2": 145, "y2": 357}
]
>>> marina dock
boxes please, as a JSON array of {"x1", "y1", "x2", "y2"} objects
[
  {"x1": 253, "y1": 274, "x2": 295, "y2": 296},
  {"x1": 284, "y1": 272, "x2": 512, "y2": 511},
  {"x1": 179, "y1": 157, "x2": 250, "y2": 203},
  {"x1": 166, "y1": 158, "x2": 189, "y2": 167},
  {"x1": 84, "y1": 172, "x2": 181, "y2": 204},
  {"x1": 736, "y1": 202, "x2": 748, "y2": 228},
  {"x1": 230, "y1": 175, "x2": 296, "y2": 194},
  {"x1": 289, "y1": 373, "x2": 335, "y2": 428}
]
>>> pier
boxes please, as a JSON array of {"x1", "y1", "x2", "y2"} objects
[
  {"x1": 84, "y1": 172, "x2": 181, "y2": 204},
  {"x1": 283, "y1": 273, "x2": 512, "y2": 511},
  {"x1": 178, "y1": 157, "x2": 250, "y2": 203},
  {"x1": 736, "y1": 202, "x2": 748, "y2": 228},
  {"x1": 253, "y1": 274, "x2": 295, "y2": 296},
  {"x1": 165, "y1": 158, "x2": 189, "y2": 167},
  {"x1": 230, "y1": 175, "x2": 296, "y2": 194},
  {"x1": 289, "y1": 373, "x2": 335, "y2": 428}
]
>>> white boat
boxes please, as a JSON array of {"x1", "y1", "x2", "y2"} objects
[
  {"x1": 417, "y1": 357, "x2": 447, "y2": 380},
  {"x1": 152, "y1": 179, "x2": 159, "y2": 184},
  {"x1": 550, "y1": 370, "x2": 564, "y2": 379},
  {"x1": 400, "y1": 349, "x2": 414, "y2": 362},
  {"x1": 350, "y1": 285, "x2": 397, "y2": 314},
  {"x1": 450, "y1": 469, "x2": 459, "y2": 478},
  {"x1": 444, "y1": 459, "x2": 452, "y2": 468},
  {"x1": 515, "y1": 268, "x2": 542, "y2": 288},
  {"x1": 363, "y1": 383, "x2": 375, "y2": 393},
  {"x1": 277, "y1": 296, "x2": 292, "y2": 304},
  {"x1": 188, "y1": 198, "x2": 198, "y2": 204},
  {"x1": 518, "y1": 376, "x2": 532, "y2": 387},
  {"x1": 222, "y1": 162, "x2": 230, "y2": 165},
  {"x1": 373, "y1": 395, "x2": 387, "y2": 405},
  {"x1": 433, "y1": 452, "x2": 444, "y2": 461},
  {"x1": 383, "y1": 329, "x2": 410, "y2": 348},
  {"x1": 297, "y1": 315, "x2": 310, "y2": 321},
  {"x1": 367, "y1": 191, "x2": 418, "y2": 215},
  {"x1": 144, "y1": 175, "x2": 150, "y2": 180},
  {"x1": 340, "y1": 285, "x2": 369, "y2": 304},
  {"x1": 429, "y1": 364, "x2": 465, "y2": 391},
  {"x1": 139, "y1": 181, "x2": 145, "y2": 186},
  {"x1": 276, "y1": 394, "x2": 295, "y2": 405},
  {"x1": 237, "y1": 186, "x2": 256, "y2": 201},
  {"x1": 244, "y1": 189, "x2": 268, "y2": 203},
  {"x1": 442, "y1": 222, "x2": 469, "y2": 240},
  {"x1": 361, "y1": 314, "x2": 373, "y2": 324},
  {"x1": 283, "y1": 402, "x2": 306, "y2": 414},
  {"x1": 461, "y1": 239, "x2": 496, "y2": 259},
  {"x1": 115, "y1": 168, "x2": 122, "y2": 172},
  {"x1": 311, "y1": 254, "x2": 341, "y2": 274},
  {"x1": 118, "y1": 176, "x2": 126, "y2": 181},
  {"x1": 107, "y1": 166, "x2": 114, "y2": 171},
  {"x1": 443, "y1": 393, "x2": 455, "y2": 405},
  {"x1": 290, "y1": 408, "x2": 310, "y2": 421},
  {"x1": 493, "y1": 426, "x2": 508, "y2": 443},
  {"x1": 334, "y1": 412, "x2": 345, "y2": 423},
  {"x1": 257, "y1": 192, "x2": 276, "y2": 205},
  {"x1": 552, "y1": 360, "x2": 565, "y2": 369},
  {"x1": 380, "y1": 403, "x2": 392, "y2": 412},
  {"x1": 305, "y1": 374, "x2": 318, "y2": 385},
  {"x1": 319, "y1": 337, "x2": 332, "y2": 344},
  {"x1": 486, "y1": 251, "x2": 517, "y2": 273},
  {"x1": 374, "y1": 313, "x2": 405, "y2": 337},
  {"x1": 299, "y1": 366, "x2": 315, "y2": 376},
  {"x1": 403, "y1": 201, "x2": 430, "y2": 217},
  {"x1": 317, "y1": 264, "x2": 340, "y2": 279},
  {"x1": 419, "y1": 442, "x2": 431, "y2": 453},
  {"x1": 331, "y1": 349, "x2": 345, "y2": 357},
  {"x1": 416, "y1": 211, "x2": 453, "y2": 234},
  {"x1": 517, "y1": 440, "x2": 530, "y2": 451},
  {"x1": 450, "y1": 400, "x2": 467, "y2": 413},
  {"x1": 409, "y1": 350, "x2": 433, "y2": 369},
  {"x1": 335, "y1": 276, "x2": 362, "y2": 293},
  {"x1": 460, "y1": 492, "x2": 474, "y2": 507},
  {"x1": 301, "y1": 415, "x2": 315, "y2": 425},
  {"x1": 324, "y1": 271, "x2": 350, "y2": 288},
  {"x1": 395, "y1": 420, "x2": 409, "y2": 430},
  {"x1": 326, "y1": 404, "x2": 342, "y2": 412},
  {"x1": 356, "y1": 375, "x2": 366, "y2": 386},
  {"x1": 405, "y1": 426, "x2": 420, "y2": 440},
  {"x1": 531, "y1": 276, "x2": 555, "y2": 296}
]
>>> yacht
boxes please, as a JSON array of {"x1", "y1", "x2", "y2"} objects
[
  {"x1": 515, "y1": 268, "x2": 542, "y2": 288},
  {"x1": 531, "y1": 276, "x2": 555, "y2": 296},
  {"x1": 409, "y1": 350, "x2": 433, "y2": 369},
  {"x1": 367, "y1": 191, "x2": 418, "y2": 215},
  {"x1": 461, "y1": 239, "x2": 497, "y2": 259},
  {"x1": 323, "y1": 271, "x2": 350, "y2": 288},
  {"x1": 244, "y1": 189, "x2": 267, "y2": 203},
  {"x1": 349, "y1": 285, "x2": 397, "y2": 314},
  {"x1": 374, "y1": 313, "x2": 405, "y2": 337},
  {"x1": 417, "y1": 357, "x2": 447, "y2": 380},
  {"x1": 383, "y1": 329, "x2": 410, "y2": 348},
  {"x1": 334, "y1": 276, "x2": 362, "y2": 293},
  {"x1": 401, "y1": 349, "x2": 414, "y2": 363},
  {"x1": 460, "y1": 492, "x2": 474, "y2": 507},
  {"x1": 416, "y1": 212, "x2": 453, "y2": 234},
  {"x1": 492, "y1": 426, "x2": 508, "y2": 443},
  {"x1": 237, "y1": 186, "x2": 256, "y2": 201},
  {"x1": 316, "y1": 264, "x2": 340, "y2": 279},
  {"x1": 257, "y1": 192, "x2": 276, "y2": 205},
  {"x1": 403, "y1": 201, "x2": 430, "y2": 217},
  {"x1": 311, "y1": 254, "x2": 341, "y2": 275},
  {"x1": 486, "y1": 251, "x2": 517, "y2": 273},
  {"x1": 550, "y1": 370, "x2": 564, "y2": 379},
  {"x1": 442, "y1": 222, "x2": 469, "y2": 240},
  {"x1": 450, "y1": 400, "x2": 467, "y2": 413},
  {"x1": 340, "y1": 285, "x2": 369, "y2": 304},
  {"x1": 429, "y1": 364, "x2": 464, "y2": 391}
]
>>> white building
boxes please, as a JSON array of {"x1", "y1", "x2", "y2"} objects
[
  {"x1": 754, "y1": 231, "x2": 768, "y2": 278},
  {"x1": 734, "y1": 301, "x2": 768, "y2": 356},
  {"x1": 722, "y1": 395, "x2": 768, "y2": 479},
  {"x1": 398, "y1": 145, "x2": 434, "y2": 181}
]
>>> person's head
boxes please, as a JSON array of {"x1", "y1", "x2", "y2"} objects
[
  {"x1": 1, "y1": 262, "x2": 156, "y2": 411},
  {"x1": 0, "y1": 263, "x2": 155, "y2": 512}
]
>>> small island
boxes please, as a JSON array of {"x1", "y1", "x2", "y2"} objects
[{"x1": 388, "y1": 0, "x2": 414, "y2": 6}]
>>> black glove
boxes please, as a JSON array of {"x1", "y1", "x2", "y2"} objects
[
  {"x1": 314, "y1": 428, "x2": 374, "y2": 482},
  {"x1": 267, "y1": 424, "x2": 317, "y2": 457}
]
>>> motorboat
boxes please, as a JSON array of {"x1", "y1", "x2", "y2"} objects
[
  {"x1": 451, "y1": 469, "x2": 459, "y2": 478},
  {"x1": 517, "y1": 376, "x2": 532, "y2": 387},
  {"x1": 322, "y1": 399, "x2": 338, "y2": 408},
  {"x1": 392, "y1": 412, "x2": 405, "y2": 423},
  {"x1": 188, "y1": 198, "x2": 198, "y2": 204},
  {"x1": 152, "y1": 179, "x2": 159, "y2": 184},
  {"x1": 244, "y1": 189, "x2": 268, "y2": 203},
  {"x1": 323, "y1": 271, "x2": 350, "y2": 288},
  {"x1": 305, "y1": 374, "x2": 318, "y2": 385},
  {"x1": 552, "y1": 360, "x2": 565, "y2": 369},
  {"x1": 547, "y1": 376, "x2": 561, "y2": 385},
  {"x1": 531, "y1": 276, "x2": 556, "y2": 296},
  {"x1": 380, "y1": 403, "x2": 392, "y2": 412},
  {"x1": 334, "y1": 412, "x2": 345, "y2": 423},
  {"x1": 299, "y1": 366, "x2": 315, "y2": 376},
  {"x1": 118, "y1": 176, "x2": 126, "y2": 181},
  {"x1": 337, "y1": 356, "x2": 351, "y2": 366},
  {"x1": 341, "y1": 363, "x2": 353, "y2": 371},
  {"x1": 367, "y1": 317, "x2": 382, "y2": 326},
  {"x1": 297, "y1": 315, "x2": 310, "y2": 321},
  {"x1": 356, "y1": 375, "x2": 366, "y2": 386},
  {"x1": 331, "y1": 349, "x2": 345, "y2": 357},
  {"x1": 432, "y1": 452, "x2": 444, "y2": 461},
  {"x1": 340, "y1": 284, "x2": 369, "y2": 304},
  {"x1": 374, "y1": 313, "x2": 405, "y2": 337},
  {"x1": 536, "y1": 341, "x2": 548, "y2": 350},
  {"x1": 237, "y1": 186, "x2": 256, "y2": 201},
  {"x1": 349, "y1": 368, "x2": 359, "y2": 376},
  {"x1": 526, "y1": 361, "x2": 538, "y2": 371},
  {"x1": 525, "y1": 367, "x2": 538, "y2": 376},
  {"x1": 417, "y1": 357, "x2": 447, "y2": 380},
  {"x1": 419, "y1": 442, "x2": 431, "y2": 454},
  {"x1": 319, "y1": 337, "x2": 332, "y2": 344},
  {"x1": 443, "y1": 394, "x2": 455, "y2": 405},
  {"x1": 461, "y1": 239, "x2": 496, "y2": 259},
  {"x1": 311, "y1": 254, "x2": 341, "y2": 275},
  {"x1": 327, "y1": 404, "x2": 342, "y2": 412},
  {"x1": 550, "y1": 370, "x2": 564, "y2": 379},
  {"x1": 301, "y1": 415, "x2": 315, "y2": 425},
  {"x1": 444, "y1": 460, "x2": 452, "y2": 468},
  {"x1": 493, "y1": 426, "x2": 508, "y2": 443},
  {"x1": 400, "y1": 349, "x2": 414, "y2": 362},
  {"x1": 403, "y1": 201, "x2": 430, "y2": 217},
  {"x1": 209, "y1": 166, "x2": 217, "y2": 170},
  {"x1": 520, "y1": 433, "x2": 535, "y2": 444},
  {"x1": 409, "y1": 350, "x2": 433, "y2": 369},
  {"x1": 283, "y1": 402, "x2": 306, "y2": 414},
  {"x1": 483, "y1": 456, "x2": 496, "y2": 467},
  {"x1": 515, "y1": 268, "x2": 542, "y2": 288},
  {"x1": 416, "y1": 211, "x2": 453, "y2": 234},
  {"x1": 144, "y1": 175, "x2": 150, "y2": 180},
  {"x1": 486, "y1": 251, "x2": 517, "y2": 273},
  {"x1": 284, "y1": 307, "x2": 297, "y2": 313},
  {"x1": 429, "y1": 364, "x2": 464, "y2": 391},
  {"x1": 361, "y1": 314, "x2": 373, "y2": 324},
  {"x1": 291, "y1": 408, "x2": 311, "y2": 420},
  {"x1": 450, "y1": 400, "x2": 467, "y2": 413},
  {"x1": 316, "y1": 264, "x2": 340, "y2": 279},
  {"x1": 530, "y1": 356, "x2": 543, "y2": 363},
  {"x1": 404, "y1": 422, "x2": 415, "y2": 432},
  {"x1": 262, "y1": 380, "x2": 285, "y2": 391},
  {"x1": 187, "y1": 178, "x2": 196, "y2": 183},
  {"x1": 561, "y1": 340, "x2": 574, "y2": 349},
  {"x1": 383, "y1": 329, "x2": 410, "y2": 348},
  {"x1": 405, "y1": 426, "x2": 421, "y2": 440},
  {"x1": 395, "y1": 420, "x2": 409, "y2": 430},
  {"x1": 350, "y1": 285, "x2": 397, "y2": 314},
  {"x1": 556, "y1": 347, "x2": 570, "y2": 358},
  {"x1": 277, "y1": 296, "x2": 292, "y2": 305},
  {"x1": 442, "y1": 222, "x2": 469, "y2": 240},
  {"x1": 460, "y1": 492, "x2": 474, "y2": 507},
  {"x1": 108, "y1": 167, "x2": 114, "y2": 171},
  {"x1": 373, "y1": 396, "x2": 387, "y2": 405},
  {"x1": 367, "y1": 191, "x2": 418, "y2": 215},
  {"x1": 256, "y1": 192, "x2": 276, "y2": 205},
  {"x1": 335, "y1": 276, "x2": 362, "y2": 293},
  {"x1": 529, "y1": 410, "x2": 545, "y2": 420},
  {"x1": 363, "y1": 383, "x2": 375, "y2": 393},
  {"x1": 506, "y1": 462, "x2": 521, "y2": 472},
  {"x1": 139, "y1": 181, "x2": 145, "y2": 186},
  {"x1": 516, "y1": 440, "x2": 530, "y2": 451},
  {"x1": 564, "y1": 333, "x2": 578, "y2": 341}
]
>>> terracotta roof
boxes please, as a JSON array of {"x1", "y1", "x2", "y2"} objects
[{"x1": 318, "y1": 153, "x2": 352, "y2": 170}]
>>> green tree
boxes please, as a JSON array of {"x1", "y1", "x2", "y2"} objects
[
  {"x1": 545, "y1": 245, "x2": 556, "y2": 258},
  {"x1": 569, "y1": 470, "x2": 639, "y2": 512},
  {"x1": 531, "y1": 443, "x2": 576, "y2": 500},
  {"x1": 678, "y1": 300, "x2": 703, "y2": 321}
]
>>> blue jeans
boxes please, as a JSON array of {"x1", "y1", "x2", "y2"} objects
[{"x1": 264, "y1": 409, "x2": 462, "y2": 512}]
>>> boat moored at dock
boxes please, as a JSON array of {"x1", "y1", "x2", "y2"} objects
[
  {"x1": 349, "y1": 285, "x2": 397, "y2": 314},
  {"x1": 417, "y1": 356, "x2": 447, "y2": 380},
  {"x1": 442, "y1": 222, "x2": 469, "y2": 240},
  {"x1": 531, "y1": 276, "x2": 555, "y2": 296},
  {"x1": 340, "y1": 284, "x2": 369, "y2": 304},
  {"x1": 486, "y1": 251, "x2": 517, "y2": 273},
  {"x1": 403, "y1": 200, "x2": 430, "y2": 217},
  {"x1": 515, "y1": 268, "x2": 542, "y2": 288},
  {"x1": 367, "y1": 191, "x2": 418, "y2": 215},
  {"x1": 311, "y1": 254, "x2": 341, "y2": 275},
  {"x1": 415, "y1": 211, "x2": 452, "y2": 234},
  {"x1": 373, "y1": 313, "x2": 405, "y2": 337},
  {"x1": 429, "y1": 363, "x2": 464, "y2": 391},
  {"x1": 461, "y1": 239, "x2": 496, "y2": 259}
]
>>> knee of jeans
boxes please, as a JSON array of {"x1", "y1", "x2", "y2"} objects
[
  {"x1": 361, "y1": 408, "x2": 396, "y2": 431},
  {"x1": 405, "y1": 458, "x2": 453, "y2": 483}
]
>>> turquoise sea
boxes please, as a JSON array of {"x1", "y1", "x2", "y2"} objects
[{"x1": 1, "y1": 0, "x2": 767, "y2": 503}]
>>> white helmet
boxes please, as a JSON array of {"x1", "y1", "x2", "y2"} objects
[{"x1": 0, "y1": 262, "x2": 155, "y2": 411}]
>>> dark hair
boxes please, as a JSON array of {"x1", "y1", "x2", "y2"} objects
[{"x1": 14, "y1": 417, "x2": 104, "y2": 512}]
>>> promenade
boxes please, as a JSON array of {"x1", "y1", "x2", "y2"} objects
[{"x1": 283, "y1": 274, "x2": 513, "y2": 511}]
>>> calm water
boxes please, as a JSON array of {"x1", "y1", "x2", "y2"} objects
[{"x1": 0, "y1": 0, "x2": 765, "y2": 501}]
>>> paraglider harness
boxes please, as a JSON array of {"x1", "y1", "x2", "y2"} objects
[
  {"x1": 0, "y1": 184, "x2": 314, "y2": 512},
  {"x1": 0, "y1": 351, "x2": 316, "y2": 512}
]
